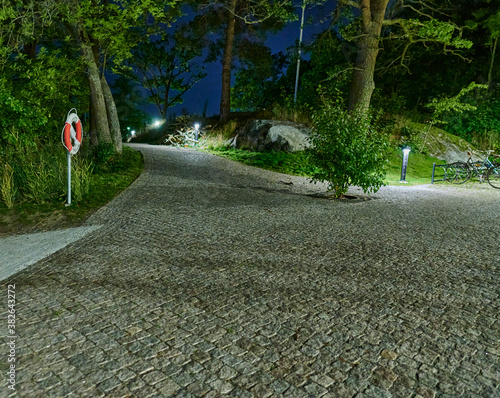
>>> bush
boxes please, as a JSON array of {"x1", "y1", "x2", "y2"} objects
[
  {"x1": 445, "y1": 99, "x2": 500, "y2": 150},
  {"x1": 71, "y1": 157, "x2": 93, "y2": 202},
  {"x1": 307, "y1": 103, "x2": 389, "y2": 197},
  {"x1": 95, "y1": 142, "x2": 116, "y2": 165},
  {"x1": 1, "y1": 163, "x2": 16, "y2": 209},
  {"x1": 0, "y1": 138, "x2": 96, "y2": 207}
]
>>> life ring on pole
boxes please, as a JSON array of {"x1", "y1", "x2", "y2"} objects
[{"x1": 61, "y1": 109, "x2": 82, "y2": 155}]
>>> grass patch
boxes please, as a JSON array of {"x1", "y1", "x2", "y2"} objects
[
  {"x1": 206, "y1": 146, "x2": 444, "y2": 186},
  {"x1": 206, "y1": 147, "x2": 318, "y2": 177},
  {"x1": 384, "y1": 148, "x2": 445, "y2": 185},
  {"x1": 0, "y1": 146, "x2": 143, "y2": 235}
]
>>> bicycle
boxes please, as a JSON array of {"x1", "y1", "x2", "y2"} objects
[{"x1": 450, "y1": 151, "x2": 500, "y2": 189}]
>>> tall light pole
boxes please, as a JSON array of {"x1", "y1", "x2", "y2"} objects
[{"x1": 293, "y1": 0, "x2": 306, "y2": 104}]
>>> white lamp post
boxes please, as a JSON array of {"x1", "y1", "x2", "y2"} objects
[
  {"x1": 194, "y1": 123, "x2": 200, "y2": 142},
  {"x1": 399, "y1": 147, "x2": 411, "y2": 183}
]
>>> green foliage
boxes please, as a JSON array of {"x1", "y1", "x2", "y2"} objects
[
  {"x1": 207, "y1": 147, "x2": 317, "y2": 177},
  {"x1": 1, "y1": 163, "x2": 15, "y2": 209},
  {"x1": 0, "y1": 46, "x2": 88, "y2": 148},
  {"x1": 306, "y1": 103, "x2": 389, "y2": 197},
  {"x1": 425, "y1": 82, "x2": 488, "y2": 122},
  {"x1": 206, "y1": 141, "x2": 440, "y2": 187},
  {"x1": 384, "y1": 147, "x2": 444, "y2": 185},
  {"x1": 72, "y1": 157, "x2": 94, "y2": 202},
  {"x1": 297, "y1": 35, "x2": 352, "y2": 109},
  {"x1": 94, "y1": 142, "x2": 116, "y2": 166},
  {"x1": 0, "y1": 141, "x2": 62, "y2": 206},
  {"x1": 118, "y1": 34, "x2": 206, "y2": 118},
  {"x1": 445, "y1": 99, "x2": 500, "y2": 150},
  {"x1": 0, "y1": 140, "x2": 143, "y2": 209},
  {"x1": 23, "y1": 154, "x2": 63, "y2": 204},
  {"x1": 0, "y1": 147, "x2": 143, "y2": 233},
  {"x1": 112, "y1": 76, "x2": 149, "y2": 138},
  {"x1": 231, "y1": 49, "x2": 288, "y2": 112},
  {"x1": 410, "y1": 19, "x2": 473, "y2": 49},
  {"x1": 68, "y1": 0, "x2": 181, "y2": 66}
]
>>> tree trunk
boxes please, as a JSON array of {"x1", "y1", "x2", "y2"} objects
[
  {"x1": 488, "y1": 36, "x2": 498, "y2": 90},
  {"x1": 219, "y1": 0, "x2": 237, "y2": 123},
  {"x1": 89, "y1": 92, "x2": 99, "y2": 147},
  {"x1": 101, "y1": 75, "x2": 122, "y2": 153},
  {"x1": 347, "y1": 0, "x2": 389, "y2": 113},
  {"x1": 24, "y1": 42, "x2": 37, "y2": 60},
  {"x1": 81, "y1": 42, "x2": 112, "y2": 145}
]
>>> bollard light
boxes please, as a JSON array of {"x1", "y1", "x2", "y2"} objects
[
  {"x1": 194, "y1": 122, "x2": 200, "y2": 142},
  {"x1": 399, "y1": 147, "x2": 411, "y2": 183},
  {"x1": 131, "y1": 130, "x2": 135, "y2": 136}
]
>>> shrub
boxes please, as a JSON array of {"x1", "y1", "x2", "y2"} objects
[
  {"x1": 307, "y1": 103, "x2": 389, "y2": 197},
  {"x1": 1, "y1": 162, "x2": 16, "y2": 208},
  {"x1": 95, "y1": 142, "x2": 116, "y2": 165},
  {"x1": 445, "y1": 99, "x2": 500, "y2": 150},
  {"x1": 72, "y1": 157, "x2": 93, "y2": 202},
  {"x1": 23, "y1": 157, "x2": 60, "y2": 204}
]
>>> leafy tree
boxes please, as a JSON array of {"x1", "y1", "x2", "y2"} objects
[
  {"x1": 307, "y1": 100, "x2": 389, "y2": 197},
  {"x1": 119, "y1": 34, "x2": 206, "y2": 120},
  {"x1": 65, "y1": 0, "x2": 181, "y2": 152},
  {"x1": 188, "y1": 0, "x2": 294, "y2": 122},
  {"x1": 231, "y1": 44, "x2": 288, "y2": 111},
  {"x1": 296, "y1": 32, "x2": 353, "y2": 109},
  {"x1": 468, "y1": 5, "x2": 500, "y2": 88},
  {"x1": 417, "y1": 82, "x2": 488, "y2": 152},
  {"x1": 111, "y1": 76, "x2": 149, "y2": 137},
  {"x1": 336, "y1": 0, "x2": 473, "y2": 113}
]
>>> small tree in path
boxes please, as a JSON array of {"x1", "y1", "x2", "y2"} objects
[{"x1": 307, "y1": 101, "x2": 389, "y2": 198}]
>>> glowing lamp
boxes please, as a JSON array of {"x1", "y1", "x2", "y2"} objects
[{"x1": 399, "y1": 147, "x2": 411, "y2": 183}]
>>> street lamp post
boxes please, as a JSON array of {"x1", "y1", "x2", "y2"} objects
[
  {"x1": 399, "y1": 147, "x2": 411, "y2": 183},
  {"x1": 194, "y1": 123, "x2": 200, "y2": 143}
]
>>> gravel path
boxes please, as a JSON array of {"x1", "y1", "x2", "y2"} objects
[{"x1": 2, "y1": 143, "x2": 499, "y2": 397}]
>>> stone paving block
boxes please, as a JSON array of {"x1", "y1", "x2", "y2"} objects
[{"x1": 5, "y1": 145, "x2": 500, "y2": 397}]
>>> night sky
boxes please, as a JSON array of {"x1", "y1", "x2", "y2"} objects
[{"x1": 145, "y1": 2, "x2": 336, "y2": 119}]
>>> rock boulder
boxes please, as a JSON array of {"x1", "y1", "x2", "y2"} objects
[{"x1": 228, "y1": 120, "x2": 311, "y2": 152}]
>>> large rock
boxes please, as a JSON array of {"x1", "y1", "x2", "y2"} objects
[
  {"x1": 411, "y1": 122, "x2": 479, "y2": 162},
  {"x1": 228, "y1": 120, "x2": 311, "y2": 152}
]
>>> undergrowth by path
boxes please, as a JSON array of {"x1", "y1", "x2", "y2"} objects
[
  {"x1": 0, "y1": 146, "x2": 143, "y2": 236},
  {"x1": 207, "y1": 147, "x2": 444, "y2": 186}
]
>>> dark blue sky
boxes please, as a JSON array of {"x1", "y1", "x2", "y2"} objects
[{"x1": 143, "y1": 1, "x2": 336, "y2": 119}]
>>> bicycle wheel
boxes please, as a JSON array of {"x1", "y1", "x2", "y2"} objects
[
  {"x1": 450, "y1": 165, "x2": 471, "y2": 184},
  {"x1": 487, "y1": 166, "x2": 500, "y2": 189}
]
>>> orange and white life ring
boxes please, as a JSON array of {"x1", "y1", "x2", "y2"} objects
[{"x1": 61, "y1": 109, "x2": 82, "y2": 155}]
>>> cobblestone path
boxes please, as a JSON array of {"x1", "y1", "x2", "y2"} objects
[{"x1": 2, "y1": 144, "x2": 499, "y2": 397}]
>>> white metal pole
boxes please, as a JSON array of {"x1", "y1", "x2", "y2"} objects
[
  {"x1": 67, "y1": 151, "x2": 72, "y2": 206},
  {"x1": 294, "y1": 0, "x2": 306, "y2": 104}
]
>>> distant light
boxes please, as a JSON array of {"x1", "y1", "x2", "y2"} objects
[
  {"x1": 131, "y1": 130, "x2": 136, "y2": 136},
  {"x1": 154, "y1": 120, "x2": 161, "y2": 127},
  {"x1": 127, "y1": 127, "x2": 131, "y2": 130}
]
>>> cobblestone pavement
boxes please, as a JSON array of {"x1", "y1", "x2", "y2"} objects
[{"x1": 2, "y1": 144, "x2": 499, "y2": 397}]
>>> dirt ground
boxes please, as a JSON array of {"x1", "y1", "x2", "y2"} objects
[{"x1": 0, "y1": 208, "x2": 92, "y2": 238}]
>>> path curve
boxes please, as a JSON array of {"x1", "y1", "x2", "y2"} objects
[{"x1": 2, "y1": 144, "x2": 499, "y2": 397}]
